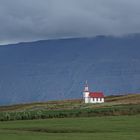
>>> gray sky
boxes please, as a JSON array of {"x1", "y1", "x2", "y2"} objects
[{"x1": 0, "y1": 0, "x2": 140, "y2": 44}]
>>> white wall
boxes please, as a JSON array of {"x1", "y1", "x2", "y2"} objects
[
  {"x1": 101, "y1": 98, "x2": 104, "y2": 102},
  {"x1": 83, "y1": 91, "x2": 90, "y2": 103},
  {"x1": 86, "y1": 98, "x2": 104, "y2": 103},
  {"x1": 85, "y1": 97, "x2": 89, "y2": 103}
]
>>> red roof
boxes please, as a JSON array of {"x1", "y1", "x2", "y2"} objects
[{"x1": 89, "y1": 92, "x2": 104, "y2": 98}]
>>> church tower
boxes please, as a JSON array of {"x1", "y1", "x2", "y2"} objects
[{"x1": 83, "y1": 80, "x2": 90, "y2": 103}]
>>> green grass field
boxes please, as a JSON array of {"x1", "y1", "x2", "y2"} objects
[
  {"x1": 0, "y1": 115, "x2": 140, "y2": 140},
  {"x1": 0, "y1": 94, "x2": 140, "y2": 139}
]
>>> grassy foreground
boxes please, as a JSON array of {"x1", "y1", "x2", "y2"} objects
[{"x1": 0, "y1": 115, "x2": 140, "y2": 140}]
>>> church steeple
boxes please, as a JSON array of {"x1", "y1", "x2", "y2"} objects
[{"x1": 84, "y1": 80, "x2": 89, "y2": 92}]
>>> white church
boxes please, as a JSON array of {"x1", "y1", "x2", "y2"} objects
[{"x1": 83, "y1": 81, "x2": 105, "y2": 103}]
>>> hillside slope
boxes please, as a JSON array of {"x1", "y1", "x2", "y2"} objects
[
  {"x1": 0, "y1": 94, "x2": 139, "y2": 112},
  {"x1": 0, "y1": 35, "x2": 140, "y2": 104}
]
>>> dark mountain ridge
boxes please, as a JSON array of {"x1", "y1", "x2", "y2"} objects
[{"x1": 0, "y1": 35, "x2": 140, "y2": 105}]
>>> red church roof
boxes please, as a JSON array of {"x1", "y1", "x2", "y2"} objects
[{"x1": 89, "y1": 92, "x2": 104, "y2": 98}]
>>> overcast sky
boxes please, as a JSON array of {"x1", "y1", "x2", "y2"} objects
[{"x1": 0, "y1": 0, "x2": 140, "y2": 44}]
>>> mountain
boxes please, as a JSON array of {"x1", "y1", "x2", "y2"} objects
[{"x1": 0, "y1": 35, "x2": 140, "y2": 105}]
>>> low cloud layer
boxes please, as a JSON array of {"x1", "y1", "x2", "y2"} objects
[{"x1": 0, "y1": 0, "x2": 140, "y2": 44}]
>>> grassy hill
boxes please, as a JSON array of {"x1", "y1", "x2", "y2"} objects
[
  {"x1": 0, "y1": 94, "x2": 139, "y2": 121},
  {"x1": 0, "y1": 94, "x2": 140, "y2": 112}
]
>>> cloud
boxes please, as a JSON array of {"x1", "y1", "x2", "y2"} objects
[{"x1": 0, "y1": 0, "x2": 140, "y2": 44}]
